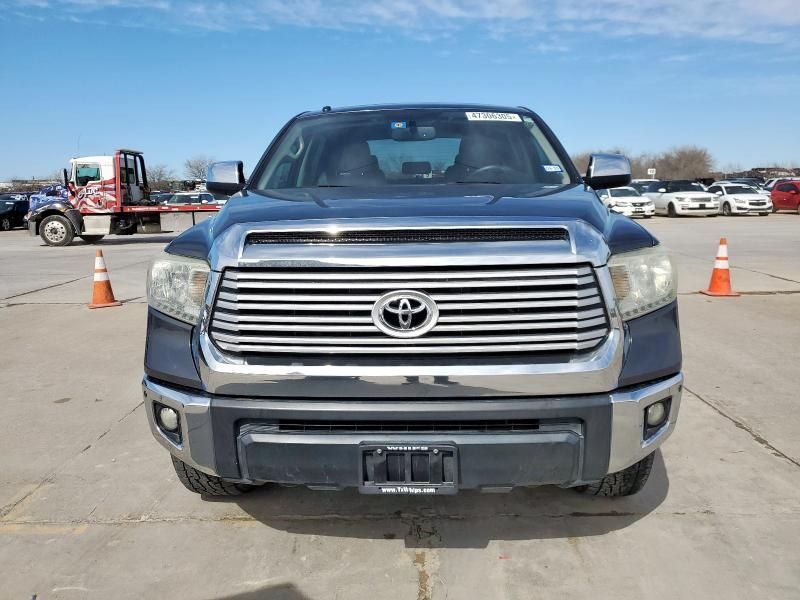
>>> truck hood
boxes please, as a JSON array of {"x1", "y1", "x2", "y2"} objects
[{"x1": 167, "y1": 184, "x2": 658, "y2": 268}]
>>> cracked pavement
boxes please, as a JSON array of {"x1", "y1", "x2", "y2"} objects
[{"x1": 1, "y1": 216, "x2": 799, "y2": 599}]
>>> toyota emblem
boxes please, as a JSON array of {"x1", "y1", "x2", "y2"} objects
[{"x1": 372, "y1": 290, "x2": 439, "y2": 338}]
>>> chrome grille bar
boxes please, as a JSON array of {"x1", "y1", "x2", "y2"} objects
[{"x1": 209, "y1": 264, "x2": 610, "y2": 356}]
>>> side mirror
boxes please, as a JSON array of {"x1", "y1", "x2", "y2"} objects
[
  {"x1": 206, "y1": 161, "x2": 245, "y2": 196},
  {"x1": 584, "y1": 154, "x2": 631, "y2": 190},
  {"x1": 715, "y1": 191, "x2": 723, "y2": 196},
  {"x1": 658, "y1": 188, "x2": 667, "y2": 193}
]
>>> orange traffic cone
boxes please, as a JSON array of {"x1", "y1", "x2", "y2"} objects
[
  {"x1": 88, "y1": 250, "x2": 122, "y2": 309},
  {"x1": 700, "y1": 237, "x2": 740, "y2": 297}
]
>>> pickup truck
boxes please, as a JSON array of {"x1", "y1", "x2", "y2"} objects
[{"x1": 143, "y1": 104, "x2": 682, "y2": 498}]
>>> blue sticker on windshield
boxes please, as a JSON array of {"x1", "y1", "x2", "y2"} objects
[
  {"x1": 391, "y1": 121, "x2": 407, "y2": 129},
  {"x1": 543, "y1": 164, "x2": 563, "y2": 172}
]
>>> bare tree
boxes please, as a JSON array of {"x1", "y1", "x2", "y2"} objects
[
  {"x1": 147, "y1": 163, "x2": 176, "y2": 190},
  {"x1": 654, "y1": 146, "x2": 713, "y2": 180},
  {"x1": 184, "y1": 155, "x2": 215, "y2": 180}
]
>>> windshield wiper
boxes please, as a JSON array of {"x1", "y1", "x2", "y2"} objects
[{"x1": 316, "y1": 184, "x2": 351, "y2": 188}]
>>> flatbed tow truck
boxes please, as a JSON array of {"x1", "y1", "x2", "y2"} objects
[{"x1": 27, "y1": 149, "x2": 220, "y2": 246}]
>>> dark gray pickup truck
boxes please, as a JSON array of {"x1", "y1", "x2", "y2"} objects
[{"x1": 144, "y1": 104, "x2": 682, "y2": 498}]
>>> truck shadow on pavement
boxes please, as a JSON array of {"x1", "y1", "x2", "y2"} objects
[
  {"x1": 209, "y1": 583, "x2": 311, "y2": 600},
  {"x1": 228, "y1": 451, "x2": 669, "y2": 549}
]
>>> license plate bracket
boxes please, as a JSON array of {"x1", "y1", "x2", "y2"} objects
[{"x1": 359, "y1": 443, "x2": 458, "y2": 495}]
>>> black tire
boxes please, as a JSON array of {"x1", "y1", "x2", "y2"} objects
[
  {"x1": 759, "y1": 213, "x2": 769, "y2": 217},
  {"x1": 80, "y1": 234, "x2": 105, "y2": 244},
  {"x1": 667, "y1": 204, "x2": 677, "y2": 218},
  {"x1": 575, "y1": 452, "x2": 655, "y2": 497},
  {"x1": 722, "y1": 202, "x2": 732, "y2": 216},
  {"x1": 0, "y1": 217, "x2": 11, "y2": 231},
  {"x1": 39, "y1": 214, "x2": 75, "y2": 246},
  {"x1": 171, "y1": 455, "x2": 253, "y2": 496},
  {"x1": 643, "y1": 215, "x2": 652, "y2": 219}
]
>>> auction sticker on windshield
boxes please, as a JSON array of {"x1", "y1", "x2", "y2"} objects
[{"x1": 465, "y1": 111, "x2": 521, "y2": 122}]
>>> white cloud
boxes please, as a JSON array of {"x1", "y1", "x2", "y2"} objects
[{"x1": 5, "y1": 0, "x2": 800, "y2": 43}]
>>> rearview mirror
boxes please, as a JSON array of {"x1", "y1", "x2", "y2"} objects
[
  {"x1": 584, "y1": 154, "x2": 631, "y2": 190},
  {"x1": 206, "y1": 161, "x2": 245, "y2": 196}
]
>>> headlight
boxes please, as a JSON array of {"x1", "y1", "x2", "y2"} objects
[
  {"x1": 614, "y1": 201, "x2": 630, "y2": 207},
  {"x1": 673, "y1": 196, "x2": 685, "y2": 201},
  {"x1": 147, "y1": 252, "x2": 210, "y2": 324},
  {"x1": 608, "y1": 246, "x2": 677, "y2": 321}
]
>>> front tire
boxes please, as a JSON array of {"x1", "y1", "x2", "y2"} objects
[
  {"x1": 722, "y1": 202, "x2": 732, "y2": 216},
  {"x1": 39, "y1": 214, "x2": 75, "y2": 246},
  {"x1": 171, "y1": 456, "x2": 253, "y2": 497},
  {"x1": 759, "y1": 213, "x2": 769, "y2": 217},
  {"x1": 575, "y1": 452, "x2": 655, "y2": 497},
  {"x1": 667, "y1": 204, "x2": 677, "y2": 218},
  {"x1": 0, "y1": 217, "x2": 11, "y2": 231},
  {"x1": 79, "y1": 234, "x2": 105, "y2": 244}
]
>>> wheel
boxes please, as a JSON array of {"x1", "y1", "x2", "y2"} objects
[
  {"x1": 722, "y1": 202, "x2": 732, "y2": 216},
  {"x1": 667, "y1": 204, "x2": 677, "y2": 218},
  {"x1": 80, "y1": 234, "x2": 105, "y2": 244},
  {"x1": 39, "y1": 214, "x2": 75, "y2": 246},
  {"x1": 575, "y1": 452, "x2": 655, "y2": 497},
  {"x1": 759, "y1": 213, "x2": 769, "y2": 217},
  {"x1": 772, "y1": 205, "x2": 778, "y2": 213},
  {"x1": 171, "y1": 455, "x2": 254, "y2": 496},
  {"x1": 643, "y1": 215, "x2": 652, "y2": 219},
  {"x1": 0, "y1": 217, "x2": 11, "y2": 231},
  {"x1": 796, "y1": 205, "x2": 800, "y2": 216}
]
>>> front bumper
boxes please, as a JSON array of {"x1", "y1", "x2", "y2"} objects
[
  {"x1": 143, "y1": 372, "x2": 683, "y2": 490},
  {"x1": 675, "y1": 205, "x2": 718, "y2": 215},
  {"x1": 612, "y1": 205, "x2": 655, "y2": 217},
  {"x1": 731, "y1": 204, "x2": 772, "y2": 213}
]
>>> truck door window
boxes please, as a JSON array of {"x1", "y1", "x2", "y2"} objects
[{"x1": 76, "y1": 164, "x2": 102, "y2": 186}]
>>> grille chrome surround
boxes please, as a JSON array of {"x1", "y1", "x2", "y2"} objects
[{"x1": 209, "y1": 264, "x2": 610, "y2": 356}]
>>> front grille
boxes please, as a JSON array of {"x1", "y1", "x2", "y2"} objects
[
  {"x1": 209, "y1": 264, "x2": 610, "y2": 356},
  {"x1": 246, "y1": 227, "x2": 568, "y2": 245}
]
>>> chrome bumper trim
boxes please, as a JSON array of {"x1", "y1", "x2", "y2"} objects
[{"x1": 608, "y1": 373, "x2": 683, "y2": 473}]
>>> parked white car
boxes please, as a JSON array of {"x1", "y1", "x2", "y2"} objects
[
  {"x1": 643, "y1": 180, "x2": 718, "y2": 217},
  {"x1": 707, "y1": 184, "x2": 772, "y2": 216},
  {"x1": 596, "y1": 186, "x2": 655, "y2": 218}
]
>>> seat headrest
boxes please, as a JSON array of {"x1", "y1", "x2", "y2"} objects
[{"x1": 337, "y1": 141, "x2": 374, "y2": 174}]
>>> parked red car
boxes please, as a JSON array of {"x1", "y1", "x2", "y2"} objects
[{"x1": 772, "y1": 181, "x2": 800, "y2": 213}]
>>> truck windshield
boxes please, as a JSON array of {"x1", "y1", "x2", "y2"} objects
[{"x1": 254, "y1": 109, "x2": 574, "y2": 189}]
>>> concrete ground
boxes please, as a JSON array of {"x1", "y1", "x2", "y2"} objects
[{"x1": 1, "y1": 214, "x2": 799, "y2": 600}]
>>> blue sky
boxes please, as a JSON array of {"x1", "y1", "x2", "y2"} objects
[{"x1": 1, "y1": 0, "x2": 799, "y2": 180}]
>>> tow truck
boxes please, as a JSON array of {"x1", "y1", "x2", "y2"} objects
[{"x1": 27, "y1": 149, "x2": 220, "y2": 246}]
